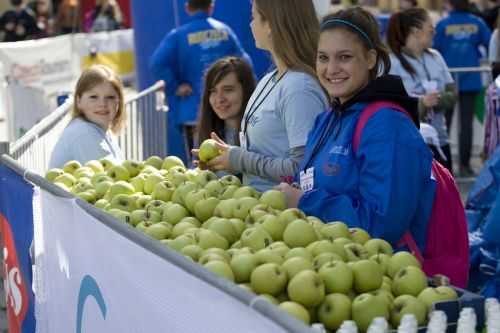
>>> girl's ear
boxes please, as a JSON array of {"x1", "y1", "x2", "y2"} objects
[{"x1": 366, "y1": 49, "x2": 377, "y2": 71}]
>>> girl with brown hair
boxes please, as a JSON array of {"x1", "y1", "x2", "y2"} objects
[
  {"x1": 196, "y1": 56, "x2": 256, "y2": 147},
  {"x1": 198, "y1": 0, "x2": 329, "y2": 191}
]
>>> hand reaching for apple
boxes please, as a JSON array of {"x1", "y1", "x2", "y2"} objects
[
  {"x1": 275, "y1": 182, "x2": 303, "y2": 208},
  {"x1": 192, "y1": 132, "x2": 231, "y2": 171}
]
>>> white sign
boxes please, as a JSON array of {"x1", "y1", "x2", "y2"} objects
[{"x1": 33, "y1": 190, "x2": 292, "y2": 333}]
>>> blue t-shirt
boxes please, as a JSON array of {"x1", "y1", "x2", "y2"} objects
[{"x1": 49, "y1": 117, "x2": 123, "y2": 169}]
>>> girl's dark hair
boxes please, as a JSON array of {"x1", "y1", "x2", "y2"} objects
[
  {"x1": 320, "y1": 7, "x2": 391, "y2": 80},
  {"x1": 386, "y1": 8, "x2": 429, "y2": 76},
  {"x1": 196, "y1": 57, "x2": 256, "y2": 145}
]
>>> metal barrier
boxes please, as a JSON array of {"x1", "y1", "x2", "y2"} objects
[
  {"x1": 0, "y1": 80, "x2": 168, "y2": 175},
  {"x1": 449, "y1": 66, "x2": 493, "y2": 91}
]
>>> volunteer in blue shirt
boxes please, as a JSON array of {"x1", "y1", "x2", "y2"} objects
[
  {"x1": 277, "y1": 7, "x2": 436, "y2": 249},
  {"x1": 150, "y1": 0, "x2": 251, "y2": 163},
  {"x1": 433, "y1": 0, "x2": 491, "y2": 176}
]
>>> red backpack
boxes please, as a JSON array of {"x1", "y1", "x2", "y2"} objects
[{"x1": 353, "y1": 101, "x2": 469, "y2": 288}]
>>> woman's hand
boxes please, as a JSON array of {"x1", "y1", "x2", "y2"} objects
[
  {"x1": 193, "y1": 132, "x2": 232, "y2": 171},
  {"x1": 421, "y1": 92, "x2": 440, "y2": 108},
  {"x1": 275, "y1": 182, "x2": 303, "y2": 208}
]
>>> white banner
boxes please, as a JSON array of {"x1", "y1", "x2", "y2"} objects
[{"x1": 33, "y1": 189, "x2": 292, "y2": 333}]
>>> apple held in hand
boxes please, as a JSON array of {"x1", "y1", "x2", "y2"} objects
[{"x1": 198, "y1": 139, "x2": 221, "y2": 162}]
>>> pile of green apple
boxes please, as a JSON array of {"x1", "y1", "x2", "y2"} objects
[{"x1": 45, "y1": 156, "x2": 459, "y2": 332}]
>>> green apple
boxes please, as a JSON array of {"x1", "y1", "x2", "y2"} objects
[
  {"x1": 283, "y1": 256, "x2": 314, "y2": 280},
  {"x1": 110, "y1": 194, "x2": 137, "y2": 212},
  {"x1": 72, "y1": 178, "x2": 94, "y2": 193},
  {"x1": 240, "y1": 226, "x2": 273, "y2": 251},
  {"x1": 204, "y1": 180, "x2": 224, "y2": 197},
  {"x1": 206, "y1": 217, "x2": 238, "y2": 244},
  {"x1": 107, "y1": 165, "x2": 131, "y2": 182},
  {"x1": 232, "y1": 186, "x2": 259, "y2": 199},
  {"x1": 62, "y1": 160, "x2": 82, "y2": 174},
  {"x1": 171, "y1": 181, "x2": 198, "y2": 205},
  {"x1": 371, "y1": 288, "x2": 394, "y2": 311},
  {"x1": 84, "y1": 160, "x2": 105, "y2": 173},
  {"x1": 228, "y1": 218, "x2": 246, "y2": 238},
  {"x1": 320, "y1": 221, "x2": 351, "y2": 240},
  {"x1": 256, "y1": 214, "x2": 286, "y2": 241},
  {"x1": 344, "y1": 243, "x2": 369, "y2": 262},
  {"x1": 193, "y1": 170, "x2": 217, "y2": 187},
  {"x1": 94, "y1": 180, "x2": 111, "y2": 198},
  {"x1": 195, "y1": 229, "x2": 229, "y2": 250},
  {"x1": 220, "y1": 174, "x2": 241, "y2": 187},
  {"x1": 180, "y1": 244, "x2": 203, "y2": 261},
  {"x1": 152, "y1": 180, "x2": 175, "y2": 202},
  {"x1": 313, "y1": 253, "x2": 343, "y2": 271},
  {"x1": 54, "y1": 173, "x2": 77, "y2": 188},
  {"x1": 179, "y1": 216, "x2": 201, "y2": 228},
  {"x1": 417, "y1": 286, "x2": 458, "y2": 312},
  {"x1": 255, "y1": 248, "x2": 284, "y2": 265},
  {"x1": 334, "y1": 237, "x2": 354, "y2": 248},
  {"x1": 99, "y1": 158, "x2": 116, "y2": 171},
  {"x1": 370, "y1": 253, "x2": 391, "y2": 276},
  {"x1": 122, "y1": 160, "x2": 143, "y2": 177},
  {"x1": 106, "y1": 181, "x2": 135, "y2": 198},
  {"x1": 172, "y1": 222, "x2": 198, "y2": 238},
  {"x1": 278, "y1": 208, "x2": 306, "y2": 226},
  {"x1": 194, "y1": 197, "x2": 220, "y2": 222},
  {"x1": 284, "y1": 247, "x2": 313, "y2": 262},
  {"x1": 259, "y1": 190, "x2": 286, "y2": 211},
  {"x1": 349, "y1": 227, "x2": 371, "y2": 245},
  {"x1": 164, "y1": 234, "x2": 195, "y2": 252},
  {"x1": 230, "y1": 253, "x2": 259, "y2": 283},
  {"x1": 143, "y1": 173, "x2": 164, "y2": 195},
  {"x1": 220, "y1": 185, "x2": 239, "y2": 200},
  {"x1": 76, "y1": 190, "x2": 97, "y2": 203},
  {"x1": 308, "y1": 240, "x2": 347, "y2": 260},
  {"x1": 135, "y1": 194, "x2": 153, "y2": 209},
  {"x1": 203, "y1": 248, "x2": 231, "y2": 262},
  {"x1": 163, "y1": 203, "x2": 189, "y2": 225},
  {"x1": 198, "y1": 253, "x2": 228, "y2": 265},
  {"x1": 287, "y1": 270, "x2": 325, "y2": 308},
  {"x1": 392, "y1": 266, "x2": 428, "y2": 297},
  {"x1": 144, "y1": 155, "x2": 163, "y2": 169},
  {"x1": 94, "y1": 198, "x2": 109, "y2": 209},
  {"x1": 390, "y1": 295, "x2": 427, "y2": 327},
  {"x1": 74, "y1": 167, "x2": 95, "y2": 179},
  {"x1": 387, "y1": 251, "x2": 421, "y2": 278},
  {"x1": 162, "y1": 155, "x2": 185, "y2": 170},
  {"x1": 317, "y1": 293, "x2": 352, "y2": 331},
  {"x1": 364, "y1": 238, "x2": 393, "y2": 257},
  {"x1": 108, "y1": 208, "x2": 131, "y2": 224},
  {"x1": 91, "y1": 173, "x2": 113, "y2": 187},
  {"x1": 45, "y1": 168, "x2": 65, "y2": 182},
  {"x1": 250, "y1": 263, "x2": 288, "y2": 296},
  {"x1": 184, "y1": 189, "x2": 210, "y2": 213},
  {"x1": 214, "y1": 198, "x2": 237, "y2": 218},
  {"x1": 267, "y1": 242, "x2": 290, "y2": 257},
  {"x1": 129, "y1": 174, "x2": 146, "y2": 193},
  {"x1": 144, "y1": 222, "x2": 172, "y2": 240},
  {"x1": 283, "y1": 219, "x2": 318, "y2": 248},
  {"x1": 279, "y1": 301, "x2": 310, "y2": 325},
  {"x1": 352, "y1": 293, "x2": 390, "y2": 332},
  {"x1": 165, "y1": 169, "x2": 188, "y2": 187},
  {"x1": 198, "y1": 139, "x2": 221, "y2": 162},
  {"x1": 319, "y1": 260, "x2": 353, "y2": 294},
  {"x1": 233, "y1": 197, "x2": 260, "y2": 220},
  {"x1": 352, "y1": 259, "x2": 383, "y2": 293},
  {"x1": 203, "y1": 260, "x2": 234, "y2": 282},
  {"x1": 145, "y1": 199, "x2": 168, "y2": 216}
]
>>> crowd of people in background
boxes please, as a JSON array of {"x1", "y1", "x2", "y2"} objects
[{"x1": 0, "y1": 0, "x2": 124, "y2": 42}]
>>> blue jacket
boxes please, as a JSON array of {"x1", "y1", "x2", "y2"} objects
[
  {"x1": 433, "y1": 10, "x2": 491, "y2": 92},
  {"x1": 297, "y1": 76, "x2": 436, "y2": 250},
  {"x1": 150, "y1": 12, "x2": 251, "y2": 125}
]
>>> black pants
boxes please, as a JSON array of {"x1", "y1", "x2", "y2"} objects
[
  {"x1": 429, "y1": 144, "x2": 453, "y2": 175},
  {"x1": 445, "y1": 92, "x2": 477, "y2": 168}
]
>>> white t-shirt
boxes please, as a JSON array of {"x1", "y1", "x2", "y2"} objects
[{"x1": 239, "y1": 70, "x2": 328, "y2": 191}]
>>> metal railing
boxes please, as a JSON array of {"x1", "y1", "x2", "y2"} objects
[{"x1": 0, "y1": 80, "x2": 168, "y2": 175}]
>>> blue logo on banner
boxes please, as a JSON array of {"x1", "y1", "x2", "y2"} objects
[{"x1": 76, "y1": 275, "x2": 107, "y2": 333}]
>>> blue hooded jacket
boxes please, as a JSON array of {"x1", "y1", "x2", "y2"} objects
[
  {"x1": 150, "y1": 12, "x2": 251, "y2": 125},
  {"x1": 433, "y1": 10, "x2": 491, "y2": 92},
  {"x1": 297, "y1": 75, "x2": 436, "y2": 251}
]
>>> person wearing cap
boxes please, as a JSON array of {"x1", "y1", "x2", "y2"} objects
[{"x1": 150, "y1": 0, "x2": 251, "y2": 163}]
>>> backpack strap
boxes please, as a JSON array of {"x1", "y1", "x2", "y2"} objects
[
  {"x1": 353, "y1": 101, "x2": 410, "y2": 154},
  {"x1": 353, "y1": 101, "x2": 424, "y2": 264}
]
